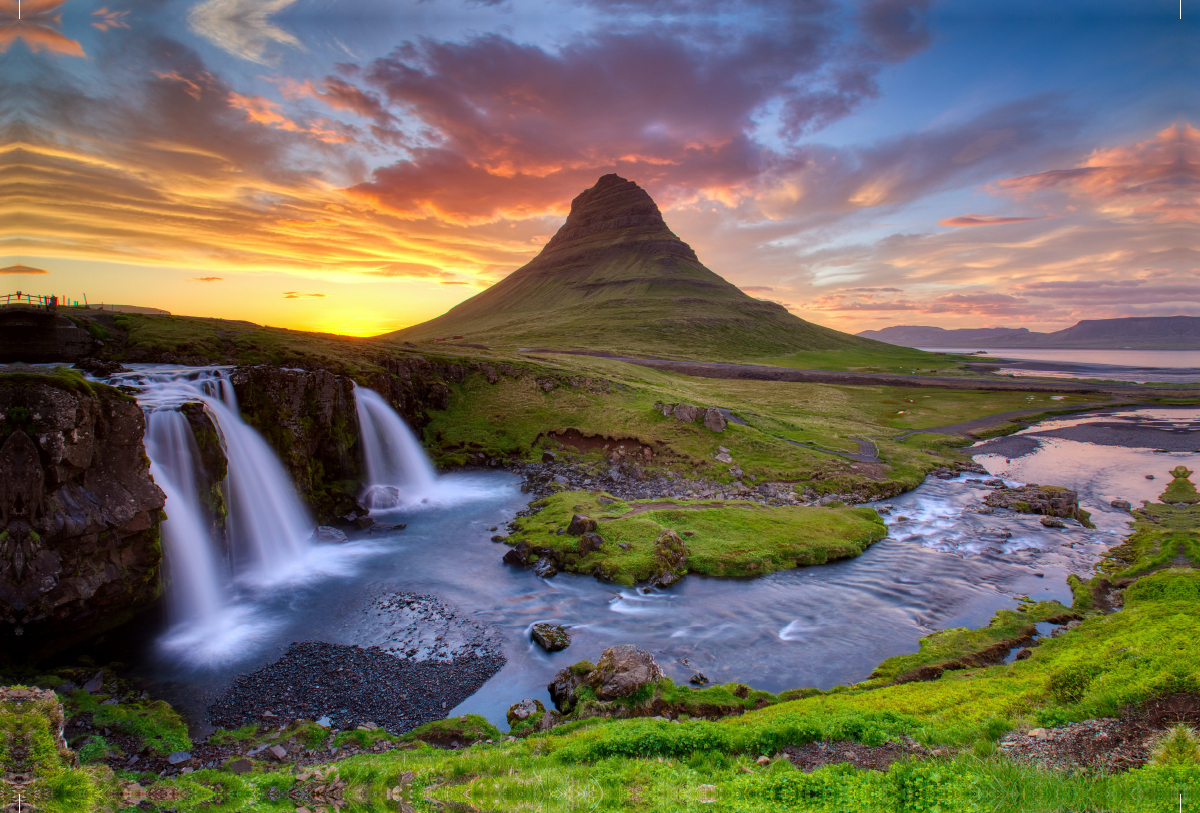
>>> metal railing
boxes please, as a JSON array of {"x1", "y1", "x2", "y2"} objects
[{"x1": 1, "y1": 293, "x2": 58, "y2": 311}]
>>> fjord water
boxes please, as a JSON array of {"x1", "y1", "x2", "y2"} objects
[{"x1": 920, "y1": 348, "x2": 1200, "y2": 384}]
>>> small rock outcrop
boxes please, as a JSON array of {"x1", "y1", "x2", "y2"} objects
[
  {"x1": 566, "y1": 514, "x2": 597, "y2": 535},
  {"x1": 531, "y1": 622, "x2": 571, "y2": 652},
  {"x1": 658, "y1": 402, "x2": 726, "y2": 431},
  {"x1": 507, "y1": 698, "x2": 545, "y2": 727},
  {"x1": 984, "y1": 484, "x2": 1082, "y2": 520},
  {"x1": 589, "y1": 644, "x2": 665, "y2": 700},
  {"x1": 0, "y1": 372, "x2": 166, "y2": 660},
  {"x1": 547, "y1": 645, "x2": 665, "y2": 712},
  {"x1": 649, "y1": 529, "x2": 688, "y2": 588},
  {"x1": 578, "y1": 532, "x2": 604, "y2": 554},
  {"x1": 703, "y1": 408, "x2": 728, "y2": 432}
]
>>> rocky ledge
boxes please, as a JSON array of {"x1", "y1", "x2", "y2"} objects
[{"x1": 0, "y1": 367, "x2": 165, "y2": 660}]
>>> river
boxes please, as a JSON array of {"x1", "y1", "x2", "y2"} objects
[{"x1": 119, "y1": 389, "x2": 1196, "y2": 731}]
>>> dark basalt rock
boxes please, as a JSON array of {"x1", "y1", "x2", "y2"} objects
[
  {"x1": 73, "y1": 358, "x2": 129, "y2": 376},
  {"x1": 578, "y1": 532, "x2": 604, "y2": 554},
  {"x1": 0, "y1": 374, "x2": 165, "y2": 660},
  {"x1": 566, "y1": 513, "x2": 597, "y2": 535},
  {"x1": 531, "y1": 623, "x2": 571, "y2": 652},
  {"x1": 985, "y1": 484, "x2": 1082, "y2": 520}
]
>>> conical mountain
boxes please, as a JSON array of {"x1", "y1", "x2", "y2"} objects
[{"x1": 392, "y1": 174, "x2": 882, "y2": 359}]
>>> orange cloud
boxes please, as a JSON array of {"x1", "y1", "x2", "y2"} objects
[
  {"x1": 191, "y1": 276, "x2": 222, "y2": 282},
  {"x1": 0, "y1": 0, "x2": 85, "y2": 56},
  {"x1": 228, "y1": 93, "x2": 353, "y2": 144},
  {"x1": 992, "y1": 123, "x2": 1200, "y2": 224},
  {"x1": 92, "y1": 7, "x2": 130, "y2": 31}
]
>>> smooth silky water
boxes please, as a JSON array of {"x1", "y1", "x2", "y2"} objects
[{"x1": 100, "y1": 366, "x2": 1197, "y2": 731}]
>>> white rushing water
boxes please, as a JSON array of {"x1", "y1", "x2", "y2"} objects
[
  {"x1": 144, "y1": 409, "x2": 225, "y2": 627},
  {"x1": 355, "y1": 385, "x2": 439, "y2": 508},
  {"x1": 103, "y1": 365, "x2": 462, "y2": 664},
  {"x1": 202, "y1": 395, "x2": 316, "y2": 583}
]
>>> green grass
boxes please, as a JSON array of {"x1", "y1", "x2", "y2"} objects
[
  {"x1": 508, "y1": 491, "x2": 887, "y2": 584},
  {"x1": 867, "y1": 601, "x2": 1077, "y2": 684},
  {"x1": 66, "y1": 689, "x2": 191, "y2": 755}
]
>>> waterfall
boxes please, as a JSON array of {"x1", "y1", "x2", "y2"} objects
[
  {"x1": 144, "y1": 410, "x2": 226, "y2": 627},
  {"x1": 354, "y1": 386, "x2": 439, "y2": 508},
  {"x1": 200, "y1": 396, "x2": 316, "y2": 580}
]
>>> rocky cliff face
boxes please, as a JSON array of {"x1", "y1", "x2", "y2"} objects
[
  {"x1": 0, "y1": 369, "x2": 165, "y2": 661},
  {"x1": 228, "y1": 357, "x2": 489, "y2": 522}
]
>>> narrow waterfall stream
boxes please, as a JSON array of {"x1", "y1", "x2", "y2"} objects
[
  {"x1": 144, "y1": 410, "x2": 225, "y2": 628},
  {"x1": 355, "y1": 385, "x2": 438, "y2": 508}
]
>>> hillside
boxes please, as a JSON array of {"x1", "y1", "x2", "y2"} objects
[
  {"x1": 391, "y1": 174, "x2": 891, "y2": 361},
  {"x1": 859, "y1": 316, "x2": 1200, "y2": 350}
]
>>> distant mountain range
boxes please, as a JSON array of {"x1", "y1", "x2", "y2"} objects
[
  {"x1": 393, "y1": 174, "x2": 886, "y2": 360},
  {"x1": 858, "y1": 317, "x2": 1200, "y2": 350}
]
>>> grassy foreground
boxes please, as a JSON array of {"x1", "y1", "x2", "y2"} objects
[{"x1": 7, "y1": 468, "x2": 1199, "y2": 812}]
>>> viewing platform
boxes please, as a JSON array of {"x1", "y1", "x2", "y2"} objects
[{"x1": 0, "y1": 293, "x2": 92, "y2": 363}]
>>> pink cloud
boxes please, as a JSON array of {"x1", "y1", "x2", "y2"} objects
[
  {"x1": 992, "y1": 123, "x2": 1200, "y2": 224},
  {"x1": 938, "y1": 214, "x2": 1051, "y2": 227}
]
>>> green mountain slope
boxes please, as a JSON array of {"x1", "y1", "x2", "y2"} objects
[{"x1": 392, "y1": 174, "x2": 890, "y2": 361}]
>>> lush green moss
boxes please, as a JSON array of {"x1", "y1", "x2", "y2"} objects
[
  {"x1": 867, "y1": 601, "x2": 1076, "y2": 683},
  {"x1": 507, "y1": 490, "x2": 886, "y2": 584}
]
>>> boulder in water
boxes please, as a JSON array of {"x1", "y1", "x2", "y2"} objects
[
  {"x1": 1110, "y1": 500, "x2": 1132, "y2": 512},
  {"x1": 502, "y1": 542, "x2": 531, "y2": 567},
  {"x1": 361, "y1": 485, "x2": 403, "y2": 509},
  {"x1": 312, "y1": 526, "x2": 349, "y2": 544},
  {"x1": 533, "y1": 558, "x2": 558, "y2": 579},
  {"x1": 984, "y1": 484, "x2": 1082, "y2": 520},
  {"x1": 531, "y1": 623, "x2": 571, "y2": 652}
]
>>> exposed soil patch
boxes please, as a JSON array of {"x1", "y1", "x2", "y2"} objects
[
  {"x1": 783, "y1": 739, "x2": 929, "y2": 772},
  {"x1": 999, "y1": 693, "x2": 1200, "y2": 773},
  {"x1": 540, "y1": 429, "x2": 658, "y2": 455}
]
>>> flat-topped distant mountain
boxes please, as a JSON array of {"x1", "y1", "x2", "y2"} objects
[
  {"x1": 391, "y1": 174, "x2": 887, "y2": 360},
  {"x1": 859, "y1": 317, "x2": 1200, "y2": 350},
  {"x1": 857, "y1": 326, "x2": 1033, "y2": 346}
]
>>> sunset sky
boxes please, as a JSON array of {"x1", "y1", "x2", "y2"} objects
[{"x1": 1, "y1": 0, "x2": 1196, "y2": 336}]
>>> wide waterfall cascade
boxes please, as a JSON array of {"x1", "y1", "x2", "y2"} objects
[
  {"x1": 355, "y1": 386, "x2": 439, "y2": 508},
  {"x1": 144, "y1": 410, "x2": 226, "y2": 626}
]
